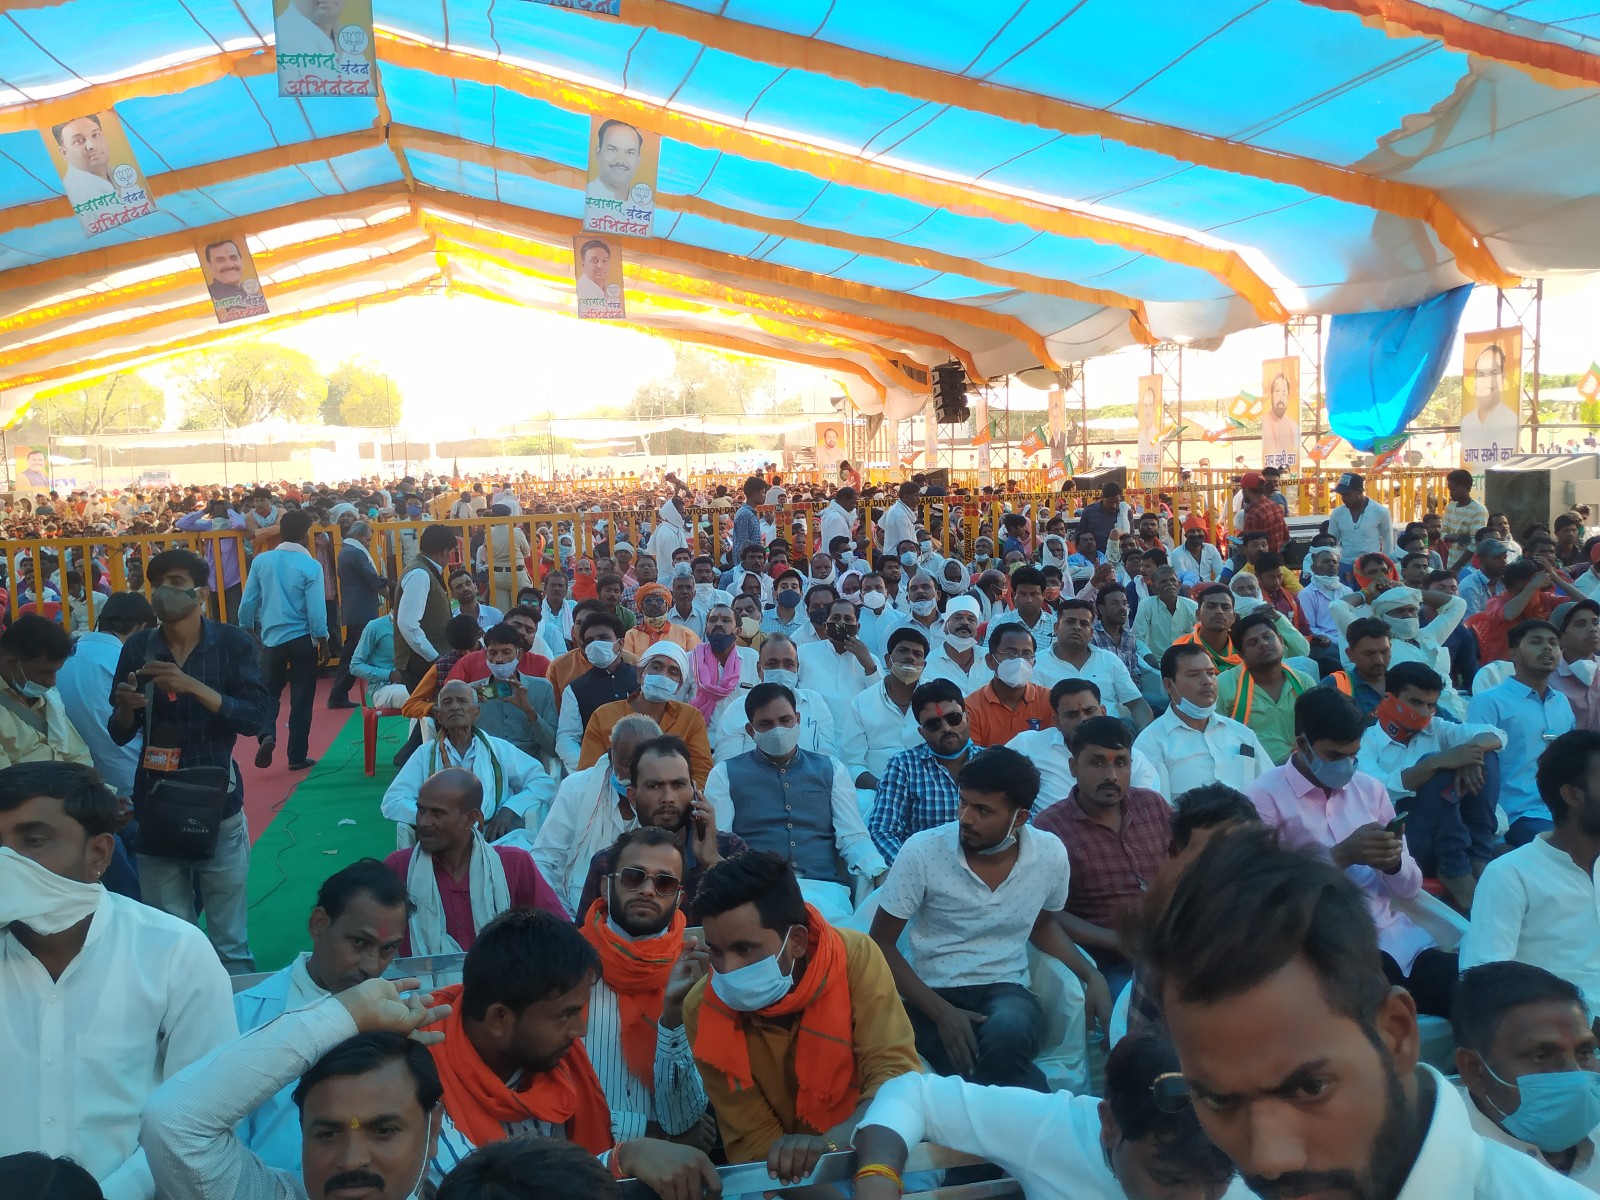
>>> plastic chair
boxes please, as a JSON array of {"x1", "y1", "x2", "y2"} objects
[
  {"x1": 1396, "y1": 891, "x2": 1470, "y2": 1072},
  {"x1": 360, "y1": 680, "x2": 405, "y2": 777}
]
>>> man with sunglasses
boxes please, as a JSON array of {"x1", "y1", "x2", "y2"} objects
[
  {"x1": 579, "y1": 827, "x2": 711, "y2": 1145},
  {"x1": 870, "y1": 679, "x2": 977, "y2": 865}
]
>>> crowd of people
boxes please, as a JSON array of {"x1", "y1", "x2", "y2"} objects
[{"x1": 8, "y1": 459, "x2": 1600, "y2": 1199}]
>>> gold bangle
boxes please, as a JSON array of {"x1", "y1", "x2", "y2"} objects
[{"x1": 854, "y1": 1163, "x2": 903, "y2": 1188}]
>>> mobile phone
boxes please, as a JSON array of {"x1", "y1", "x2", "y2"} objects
[{"x1": 1385, "y1": 811, "x2": 1409, "y2": 834}]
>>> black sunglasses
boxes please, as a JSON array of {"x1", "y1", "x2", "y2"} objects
[
  {"x1": 611, "y1": 867, "x2": 683, "y2": 896},
  {"x1": 919, "y1": 711, "x2": 966, "y2": 732}
]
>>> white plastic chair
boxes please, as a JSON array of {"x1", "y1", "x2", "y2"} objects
[
  {"x1": 848, "y1": 888, "x2": 1088, "y2": 1093},
  {"x1": 1396, "y1": 891, "x2": 1469, "y2": 1072}
]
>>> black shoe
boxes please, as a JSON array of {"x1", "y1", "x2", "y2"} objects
[
  {"x1": 287, "y1": 758, "x2": 317, "y2": 771},
  {"x1": 326, "y1": 697, "x2": 356, "y2": 710},
  {"x1": 254, "y1": 737, "x2": 276, "y2": 769}
]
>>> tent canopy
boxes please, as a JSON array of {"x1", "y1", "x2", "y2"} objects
[{"x1": 2, "y1": 0, "x2": 1597, "y2": 422}]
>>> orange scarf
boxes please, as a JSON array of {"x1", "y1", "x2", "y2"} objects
[
  {"x1": 693, "y1": 905, "x2": 858, "y2": 1135},
  {"x1": 425, "y1": 984, "x2": 614, "y2": 1155},
  {"x1": 580, "y1": 897, "x2": 686, "y2": 1081}
]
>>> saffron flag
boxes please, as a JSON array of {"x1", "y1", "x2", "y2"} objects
[
  {"x1": 971, "y1": 422, "x2": 992, "y2": 447},
  {"x1": 1046, "y1": 462, "x2": 1067, "y2": 484},
  {"x1": 1019, "y1": 428, "x2": 1045, "y2": 456},
  {"x1": 1228, "y1": 391, "x2": 1264, "y2": 421},
  {"x1": 1580, "y1": 362, "x2": 1600, "y2": 401},
  {"x1": 1307, "y1": 434, "x2": 1343, "y2": 462}
]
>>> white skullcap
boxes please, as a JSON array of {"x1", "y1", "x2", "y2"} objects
[
  {"x1": 944, "y1": 597, "x2": 981, "y2": 622},
  {"x1": 639, "y1": 641, "x2": 689, "y2": 675}
]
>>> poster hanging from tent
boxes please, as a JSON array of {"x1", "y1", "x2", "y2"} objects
[
  {"x1": 43, "y1": 110, "x2": 158, "y2": 237},
  {"x1": 196, "y1": 234, "x2": 270, "y2": 324},
  {"x1": 520, "y1": 0, "x2": 621, "y2": 13},
  {"x1": 814, "y1": 421, "x2": 844, "y2": 467},
  {"x1": 1136, "y1": 375, "x2": 1162, "y2": 487},
  {"x1": 15, "y1": 447, "x2": 50, "y2": 490},
  {"x1": 581, "y1": 116, "x2": 659, "y2": 238},
  {"x1": 1461, "y1": 327, "x2": 1522, "y2": 468},
  {"x1": 1261, "y1": 357, "x2": 1301, "y2": 472},
  {"x1": 574, "y1": 235, "x2": 625, "y2": 319},
  {"x1": 1047, "y1": 387, "x2": 1068, "y2": 469},
  {"x1": 275, "y1": 0, "x2": 376, "y2": 96},
  {"x1": 973, "y1": 389, "x2": 991, "y2": 485}
]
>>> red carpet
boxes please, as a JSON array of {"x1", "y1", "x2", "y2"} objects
[{"x1": 242, "y1": 675, "x2": 358, "y2": 844}]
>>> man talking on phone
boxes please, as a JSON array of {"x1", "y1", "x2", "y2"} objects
[{"x1": 110, "y1": 547, "x2": 270, "y2": 973}]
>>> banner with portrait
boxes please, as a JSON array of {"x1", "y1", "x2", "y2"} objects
[
  {"x1": 1260, "y1": 357, "x2": 1301, "y2": 472},
  {"x1": 195, "y1": 233, "x2": 270, "y2": 324},
  {"x1": 814, "y1": 421, "x2": 844, "y2": 468},
  {"x1": 14, "y1": 447, "x2": 51, "y2": 491},
  {"x1": 275, "y1": 0, "x2": 376, "y2": 97},
  {"x1": 573, "y1": 235, "x2": 625, "y2": 319},
  {"x1": 1461, "y1": 327, "x2": 1522, "y2": 469},
  {"x1": 581, "y1": 116, "x2": 660, "y2": 238},
  {"x1": 43, "y1": 109, "x2": 158, "y2": 238},
  {"x1": 973, "y1": 388, "x2": 991, "y2": 484},
  {"x1": 1136, "y1": 375, "x2": 1162, "y2": 487},
  {"x1": 521, "y1": 0, "x2": 620, "y2": 12},
  {"x1": 1047, "y1": 386, "x2": 1068, "y2": 469}
]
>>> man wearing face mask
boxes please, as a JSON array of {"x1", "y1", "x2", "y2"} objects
[
  {"x1": 761, "y1": 568, "x2": 809, "y2": 641},
  {"x1": 820, "y1": 487, "x2": 857, "y2": 562},
  {"x1": 687, "y1": 603, "x2": 758, "y2": 732},
  {"x1": 872, "y1": 746, "x2": 1108, "y2": 1089},
  {"x1": 445, "y1": 623, "x2": 556, "y2": 764},
  {"x1": 870, "y1": 681, "x2": 977, "y2": 865},
  {"x1": 793, "y1": 582, "x2": 841, "y2": 648},
  {"x1": 534, "y1": 714, "x2": 660, "y2": 916},
  {"x1": 798, "y1": 597, "x2": 879, "y2": 704},
  {"x1": 711, "y1": 634, "x2": 838, "y2": 760},
  {"x1": 685, "y1": 851, "x2": 921, "y2": 1175},
  {"x1": 1248, "y1": 688, "x2": 1457, "y2": 1017},
  {"x1": 579, "y1": 827, "x2": 711, "y2": 1144},
  {"x1": 650, "y1": 494, "x2": 690, "y2": 580},
  {"x1": 0, "y1": 614, "x2": 93, "y2": 770},
  {"x1": 706, "y1": 684, "x2": 885, "y2": 920},
  {"x1": 1034, "y1": 717, "x2": 1169, "y2": 999},
  {"x1": 1453, "y1": 962, "x2": 1600, "y2": 1191},
  {"x1": 232, "y1": 859, "x2": 412, "y2": 1173},
  {"x1": 840, "y1": 628, "x2": 929, "y2": 793},
  {"x1": 621, "y1": 581, "x2": 699, "y2": 658},
  {"x1": 110, "y1": 547, "x2": 270, "y2": 971},
  {"x1": 965, "y1": 626, "x2": 1052, "y2": 747},
  {"x1": 857, "y1": 570, "x2": 906, "y2": 657},
  {"x1": 876, "y1": 481, "x2": 921, "y2": 563},
  {"x1": 381, "y1": 681, "x2": 557, "y2": 843},
  {"x1": 579, "y1": 642, "x2": 713, "y2": 787},
  {"x1": 922, "y1": 597, "x2": 992, "y2": 694},
  {"x1": 0, "y1": 761, "x2": 237, "y2": 1200}
]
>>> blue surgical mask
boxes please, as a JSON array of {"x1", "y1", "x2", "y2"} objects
[
  {"x1": 7, "y1": 662, "x2": 50, "y2": 701},
  {"x1": 610, "y1": 772, "x2": 630, "y2": 797},
  {"x1": 899, "y1": 551, "x2": 919, "y2": 569},
  {"x1": 930, "y1": 738, "x2": 973, "y2": 761},
  {"x1": 763, "y1": 668, "x2": 799, "y2": 692},
  {"x1": 710, "y1": 928, "x2": 796, "y2": 1012},
  {"x1": 1484, "y1": 1062, "x2": 1600, "y2": 1154},
  {"x1": 1300, "y1": 745, "x2": 1358, "y2": 791},
  {"x1": 1174, "y1": 695, "x2": 1215, "y2": 721},
  {"x1": 641, "y1": 673, "x2": 680, "y2": 703}
]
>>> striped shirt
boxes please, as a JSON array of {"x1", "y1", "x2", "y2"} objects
[
  {"x1": 429, "y1": 1082, "x2": 561, "y2": 1186},
  {"x1": 586, "y1": 977, "x2": 707, "y2": 1142}
]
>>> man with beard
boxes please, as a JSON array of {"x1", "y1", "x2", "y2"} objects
[
  {"x1": 574, "y1": 734, "x2": 746, "y2": 920},
  {"x1": 1136, "y1": 826, "x2": 1589, "y2": 1199},
  {"x1": 871, "y1": 747, "x2": 1109, "y2": 1090},
  {"x1": 1034, "y1": 716, "x2": 1170, "y2": 1000},
  {"x1": 1461, "y1": 730, "x2": 1600, "y2": 1025},
  {"x1": 579, "y1": 827, "x2": 711, "y2": 1143},
  {"x1": 234, "y1": 859, "x2": 412, "y2": 1172}
]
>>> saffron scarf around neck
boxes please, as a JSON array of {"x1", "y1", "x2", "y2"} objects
[
  {"x1": 693, "y1": 904, "x2": 858, "y2": 1135},
  {"x1": 426, "y1": 983, "x2": 614, "y2": 1155},
  {"x1": 581, "y1": 897, "x2": 686, "y2": 1080},
  {"x1": 689, "y1": 642, "x2": 740, "y2": 721}
]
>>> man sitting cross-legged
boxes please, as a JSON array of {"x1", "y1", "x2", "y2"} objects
[
  {"x1": 870, "y1": 746, "x2": 1110, "y2": 1091},
  {"x1": 384, "y1": 768, "x2": 566, "y2": 957}
]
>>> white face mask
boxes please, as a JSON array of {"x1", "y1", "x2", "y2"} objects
[
  {"x1": 585, "y1": 640, "x2": 618, "y2": 667},
  {"x1": 1232, "y1": 594, "x2": 1264, "y2": 614},
  {"x1": 860, "y1": 591, "x2": 887, "y2": 612},
  {"x1": 1386, "y1": 616, "x2": 1421, "y2": 641},
  {"x1": 641, "y1": 672, "x2": 681, "y2": 702},
  {"x1": 487, "y1": 658, "x2": 519, "y2": 681},
  {"x1": 762, "y1": 668, "x2": 799, "y2": 692},
  {"x1": 1311, "y1": 573, "x2": 1344, "y2": 593},
  {"x1": 911, "y1": 598, "x2": 938, "y2": 618},
  {"x1": 711, "y1": 928, "x2": 797, "y2": 1012},
  {"x1": 0, "y1": 846, "x2": 103, "y2": 934},
  {"x1": 753, "y1": 723, "x2": 802, "y2": 758},
  {"x1": 995, "y1": 659, "x2": 1033, "y2": 688},
  {"x1": 695, "y1": 582, "x2": 714, "y2": 603},
  {"x1": 944, "y1": 633, "x2": 977, "y2": 654},
  {"x1": 1174, "y1": 695, "x2": 1215, "y2": 721}
]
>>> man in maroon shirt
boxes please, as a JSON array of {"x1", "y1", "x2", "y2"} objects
[
  {"x1": 385, "y1": 766, "x2": 566, "y2": 956},
  {"x1": 1033, "y1": 715, "x2": 1171, "y2": 997}
]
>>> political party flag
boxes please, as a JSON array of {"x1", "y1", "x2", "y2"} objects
[
  {"x1": 1369, "y1": 437, "x2": 1408, "y2": 473},
  {"x1": 1580, "y1": 362, "x2": 1600, "y2": 401},
  {"x1": 1046, "y1": 462, "x2": 1068, "y2": 484},
  {"x1": 1307, "y1": 434, "x2": 1343, "y2": 462},
  {"x1": 971, "y1": 422, "x2": 992, "y2": 447},
  {"x1": 1228, "y1": 391, "x2": 1264, "y2": 421},
  {"x1": 1019, "y1": 428, "x2": 1045, "y2": 456}
]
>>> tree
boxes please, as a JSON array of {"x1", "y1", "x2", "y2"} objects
[
  {"x1": 36, "y1": 373, "x2": 164, "y2": 435},
  {"x1": 325, "y1": 358, "x2": 403, "y2": 426},
  {"x1": 172, "y1": 344, "x2": 325, "y2": 429},
  {"x1": 627, "y1": 347, "x2": 781, "y2": 456}
]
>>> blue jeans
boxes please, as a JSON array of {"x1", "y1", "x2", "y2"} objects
[
  {"x1": 1406, "y1": 751, "x2": 1500, "y2": 878},
  {"x1": 908, "y1": 982, "x2": 1047, "y2": 1091},
  {"x1": 1507, "y1": 814, "x2": 1555, "y2": 848},
  {"x1": 139, "y1": 810, "x2": 254, "y2": 973}
]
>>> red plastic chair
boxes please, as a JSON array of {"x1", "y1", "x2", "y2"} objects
[{"x1": 360, "y1": 680, "x2": 405, "y2": 777}]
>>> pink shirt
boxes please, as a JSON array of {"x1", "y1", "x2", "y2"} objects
[
  {"x1": 1245, "y1": 760, "x2": 1434, "y2": 973},
  {"x1": 385, "y1": 845, "x2": 569, "y2": 956}
]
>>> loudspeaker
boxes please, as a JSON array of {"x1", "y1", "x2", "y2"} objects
[
  {"x1": 1070, "y1": 466, "x2": 1128, "y2": 493},
  {"x1": 933, "y1": 362, "x2": 969, "y2": 424},
  {"x1": 1486, "y1": 454, "x2": 1600, "y2": 539}
]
